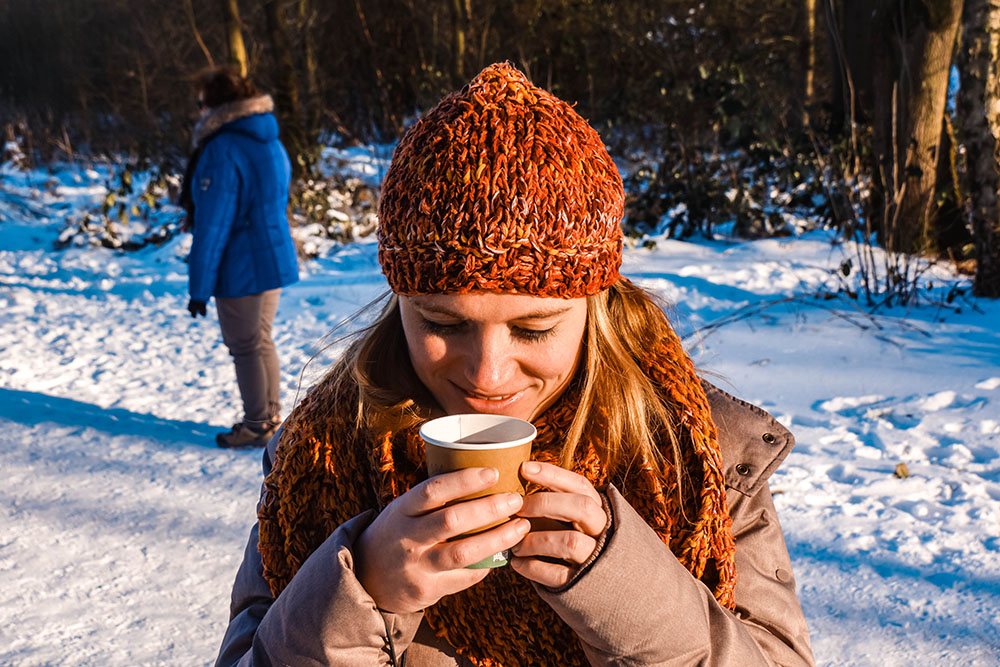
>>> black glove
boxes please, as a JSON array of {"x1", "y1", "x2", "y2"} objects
[{"x1": 187, "y1": 299, "x2": 207, "y2": 318}]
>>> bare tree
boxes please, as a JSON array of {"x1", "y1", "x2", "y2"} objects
[
  {"x1": 297, "y1": 0, "x2": 321, "y2": 129},
  {"x1": 891, "y1": 0, "x2": 963, "y2": 255},
  {"x1": 185, "y1": 0, "x2": 216, "y2": 68},
  {"x1": 449, "y1": 0, "x2": 469, "y2": 86},
  {"x1": 957, "y1": 0, "x2": 1000, "y2": 297},
  {"x1": 834, "y1": 0, "x2": 963, "y2": 255},
  {"x1": 804, "y1": 0, "x2": 818, "y2": 125},
  {"x1": 263, "y1": 0, "x2": 306, "y2": 173},
  {"x1": 222, "y1": 0, "x2": 249, "y2": 76}
]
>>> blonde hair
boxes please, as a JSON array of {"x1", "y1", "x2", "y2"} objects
[
  {"x1": 323, "y1": 279, "x2": 683, "y2": 485},
  {"x1": 576, "y1": 279, "x2": 680, "y2": 481}
]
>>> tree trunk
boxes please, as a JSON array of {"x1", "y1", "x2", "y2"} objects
[
  {"x1": 870, "y1": 0, "x2": 962, "y2": 255},
  {"x1": 298, "y1": 0, "x2": 321, "y2": 130},
  {"x1": 893, "y1": 0, "x2": 963, "y2": 254},
  {"x1": 957, "y1": 0, "x2": 1000, "y2": 297},
  {"x1": 804, "y1": 0, "x2": 817, "y2": 126},
  {"x1": 263, "y1": 0, "x2": 307, "y2": 176},
  {"x1": 221, "y1": 0, "x2": 248, "y2": 77},
  {"x1": 449, "y1": 0, "x2": 469, "y2": 86},
  {"x1": 927, "y1": 113, "x2": 971, "y2": 255}
]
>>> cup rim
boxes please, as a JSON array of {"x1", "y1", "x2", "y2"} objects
[{"x1": 419, "y1": 413, "x2": 537, "y2": 450}]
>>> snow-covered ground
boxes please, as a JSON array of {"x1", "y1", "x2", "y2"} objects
[{"x1": 1, "y1": 154, "x2": 998, "y2": 666}]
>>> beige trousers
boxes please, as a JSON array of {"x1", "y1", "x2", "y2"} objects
[{"x1": 215, "y1": 288, "x2": 281, "y2": 426}]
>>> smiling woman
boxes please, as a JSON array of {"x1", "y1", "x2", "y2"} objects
[{"x1": 215, "y1": 63, "x2": 815, "y2": 667}]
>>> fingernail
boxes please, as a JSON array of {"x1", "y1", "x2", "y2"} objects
[
  {"x1": 514, "y1": 518, "x2": 530, "y2": 535},
  {"x1": 480, "y1": 467, "x2": 499, "y2": 483},
  {"x1": 506, "y1": 493, "x2": 522, "y2": 509},
  {"x1": 522, "y1": 461, "x2": 540, "y2": 475}
]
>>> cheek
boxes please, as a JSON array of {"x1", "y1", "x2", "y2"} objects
[
  {"x1": 544, "y1": 344, "x2": 582, "y2": 381},
  {"x1": 403, "y1": 328, "x2": 450, "y2": 380},
  {"x1": 534, "y1": 323, "x2": 586, "y2": 384}
]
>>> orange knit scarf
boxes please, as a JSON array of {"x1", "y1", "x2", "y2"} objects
[{"x1": 258, "y1": 333, "x2": 736, "y2": 666}]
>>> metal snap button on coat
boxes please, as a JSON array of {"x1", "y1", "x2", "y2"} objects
[
  {"x1": 735, "y1": 463, "x2": 751, "y2": 476},
  {"x1": 762, "y1": 432, "x2": 776, "y2": 444}
]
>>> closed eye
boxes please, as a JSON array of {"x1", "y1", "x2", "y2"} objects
[
  {"x1": 418, "y1": 318, "x2": 555, "y2": 343},
  {"x1": 511, "y1": 326, "x2": 555, "y2": 342},
  {"x1": 418, "y1": 318, "x2": 465, "y2": 336}
]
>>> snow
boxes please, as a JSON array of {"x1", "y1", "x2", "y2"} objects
[{"x1": 2, "y1": 155, "x2": 999, "y2": 666}]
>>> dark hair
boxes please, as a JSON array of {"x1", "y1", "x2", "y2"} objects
[{"x1": 197, "y1": 67, "x2": 259, "y2": 109}]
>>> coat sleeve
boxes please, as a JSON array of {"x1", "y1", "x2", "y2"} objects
[
  {"x1": 535, "y1": 484, "x2": 815, "y2": 666},
  {"x1": 189, "y1": 141, "x2": 240, "y2": 303},
  {"x1": 215, "y1": 435, "x2": 425, "y2": 667}
]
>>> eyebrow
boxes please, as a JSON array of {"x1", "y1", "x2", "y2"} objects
[{"x1": 410, "y1": 300, "x2": 574, "y2": 321}]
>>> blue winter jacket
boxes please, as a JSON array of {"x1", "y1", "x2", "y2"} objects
[{"x1": 188, "y1": 112, "x2": 299, "y2": 302}]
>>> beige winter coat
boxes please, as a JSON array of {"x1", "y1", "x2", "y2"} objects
[{"x1": 215, "y1": 382, "x2": 816, "y2": 666}]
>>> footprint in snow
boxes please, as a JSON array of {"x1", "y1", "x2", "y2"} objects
[{"x1": 826, "y1": 463, "x2": 866, "y2": 485}]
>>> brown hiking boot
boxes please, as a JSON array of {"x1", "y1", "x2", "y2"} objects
[{"x1": 216, "y1": 420, "x2": 278, "y2": 449}]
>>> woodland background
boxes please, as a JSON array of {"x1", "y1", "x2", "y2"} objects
[{"x1": 2, "y1": 0, "x2": 1000, "y2": 302}]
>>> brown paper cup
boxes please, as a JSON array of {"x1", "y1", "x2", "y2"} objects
[{"x1": 419, "y1": 414, "x2": 536, "y2": 569}]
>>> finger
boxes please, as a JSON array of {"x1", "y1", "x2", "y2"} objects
[
  {"x1": 415, "y1": 491, "x2": 523, "y2": 543},
  {"x1": 517, "y1": 491, "x2": 606, "y2": 537},
  {"x1": 521, "y1": 461, "x2": 602, "y2": 505},
  {"x1": 401, "y1": 467, "x2": 500, "y2": 515},
  {"x1": 511, "y1": 530, "x2": 597, "y2": 565},
  {"x1": 427, "y1": 517, "x2": 531, "y2": 571},
  {"x1": 509, "y1": 555, "x2": 573, "y2": 589}
]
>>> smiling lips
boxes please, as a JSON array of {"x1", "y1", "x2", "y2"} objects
[
  {"x1": 454, "y1": 383, "x2": 524, "y2": 407},
  {"x1": 466, "y1": 390, "x2": 519, "y2": 402}
]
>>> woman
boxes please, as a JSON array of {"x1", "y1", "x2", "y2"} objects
[
  {"x1": 216, "y1": 63, "x2": 814, "y2": 665},
  {"x1": 181, "y1": 67, "x2": 299, "y2": 448}
]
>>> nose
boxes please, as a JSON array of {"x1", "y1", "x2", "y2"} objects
[{"x1": 463, "y1": 326, "x2": 514, "y2": 392}]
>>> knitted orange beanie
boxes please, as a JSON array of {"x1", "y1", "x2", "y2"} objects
[{"x1": 377, "y1": 62, "x2": 624, "y2": 297}]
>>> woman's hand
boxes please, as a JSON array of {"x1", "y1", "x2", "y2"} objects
[
  {"x1": 354, "y1": 467, "x2": 531, "y2": 614},
  {"x1": 510, "y1": 461, "x2": 608, "y2": 589}
]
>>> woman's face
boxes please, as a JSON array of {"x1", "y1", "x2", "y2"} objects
[{"x1": 399, "y1": 292, "x2": 588, "y2": 421}]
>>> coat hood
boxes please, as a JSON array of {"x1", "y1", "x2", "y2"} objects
[{"x1": 192, "y1": 94, "x2": 278, "y2": 147}]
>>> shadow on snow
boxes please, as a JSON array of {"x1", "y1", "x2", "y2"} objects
[{"x1": 0, "y1": 387, "x2": 217, "y2": 447}]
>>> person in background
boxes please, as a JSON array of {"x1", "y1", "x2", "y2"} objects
[
  {"x1": 216, "y1": 63, "x2": 814, "y2": 665},
  {"x1": 180, "y1": 67, "x2": 299, "y2": 449}
]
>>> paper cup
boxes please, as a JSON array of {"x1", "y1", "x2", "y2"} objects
[{"x1": 419, "y1": 414, "x2": 536, "y2": 569}]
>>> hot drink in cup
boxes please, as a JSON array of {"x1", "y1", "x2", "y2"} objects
[{"x1": 419, "y1": 414, "x2": 536, "y2": 569}]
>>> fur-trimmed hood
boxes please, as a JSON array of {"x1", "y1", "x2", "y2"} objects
[{"x1": 192, "y1": 94, "x2": 275, "y2": 148}]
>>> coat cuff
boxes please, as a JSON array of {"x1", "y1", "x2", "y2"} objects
[{"x1": 254, "y1": 511, "x2": 424, "y2": 665}]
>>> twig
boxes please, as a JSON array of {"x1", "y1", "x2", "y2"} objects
[
  {"x1": 810, "y1": 292, "x2": 932, "y2": 337},
  {"x1": 681, "y1": 296, "x2": 801, "y2": 343},
  {"x1": 681, "y1": 289, "x2": 935, "y2": 347}
]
